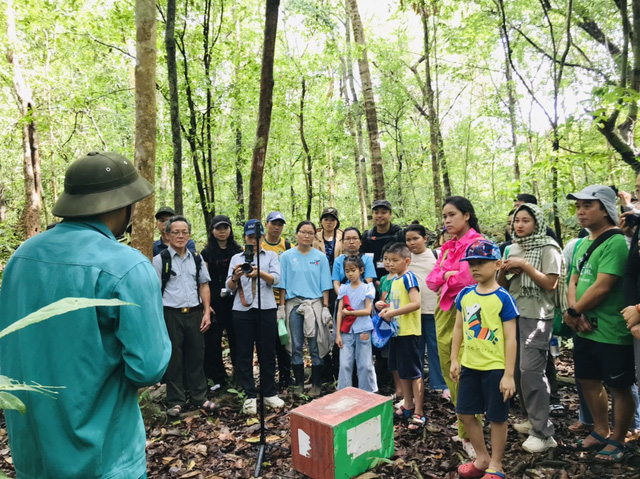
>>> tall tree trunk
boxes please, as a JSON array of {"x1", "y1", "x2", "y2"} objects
[
  {"x1": 346, "y1": 0, "x2": 385, "y2": 200},
  {"x1": 343, "y1": 11, "x2": 370, "y2": 226},
  {"x1": 233, "y1": 7, "x2": 245, "y2": 223},
  {"x1": 299, "y1": 78, "x2": 313, "y2": 220},
  {"x1": 131, "y1": 0, "x2": 156, "y2": 259},
  {"x1": 177, "y1": 11, "x2": 210, "y2": 229},
  {"x1": 501, "y1": 29, "x2": 520, "y2": 183},
  {"x1": 420, "y1": 3, "x2": 449, "y2": 202},
  {"x1": 0, "y1": 169, "x2": 6, "y2": 222},
  {"x1": 249, "y1": 0, "x2": 280, "y2": 219},
  {"x1": 7, "y1": 1, "x2": 42, "y2": 239},
  {"x1": 165, "y1": 0, "x2": 183, "y2": 214}
]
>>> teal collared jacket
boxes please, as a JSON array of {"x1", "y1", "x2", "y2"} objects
[{"x1": 0, "y1": 219, "x2": 171, "y2": 479}]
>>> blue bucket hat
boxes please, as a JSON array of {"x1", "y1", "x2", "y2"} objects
[{"x1": 460, "y1": 239, "x2": 501, "y2": 262}]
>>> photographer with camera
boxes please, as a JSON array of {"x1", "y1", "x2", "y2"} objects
[
  {"x1": 201, "y1": 215, "x2": 243, "y2": 389},
  {"x1": 226, "y1": 219, "x2": 284, "y2": 415}
]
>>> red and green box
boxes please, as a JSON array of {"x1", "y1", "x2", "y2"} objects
[{"x1": 290, "y1": 387, "x2": 394, "y2": 479}]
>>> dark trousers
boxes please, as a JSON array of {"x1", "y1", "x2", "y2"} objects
[
  {"x1": 164, "y1": 307, "x2": 207, "y2": 407},
  {"x1": 204, "y1": 296, "x2": 236, "y2": 383},
  {"x1": 275, "y1": 336, "x2": 291, "y2": 381},
  {"x1": 233, "y1": 308, "x2": 278, "y2": 398}
]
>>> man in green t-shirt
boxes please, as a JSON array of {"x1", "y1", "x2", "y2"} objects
[{"x1": 564, "y1": 185, "x2": 635, "y2": 462}]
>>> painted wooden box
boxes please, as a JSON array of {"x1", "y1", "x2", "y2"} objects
[{"x1": 290, "y1": 387, "x2": 394, "y2": 479}]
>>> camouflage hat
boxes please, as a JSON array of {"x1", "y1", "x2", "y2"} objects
[{"x1": 52, "y1": 151, "x2": 154, "y2": 218}]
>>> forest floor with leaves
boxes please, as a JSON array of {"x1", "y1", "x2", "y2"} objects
[{"x1": 1, "y1": 351, "x2": 640, "y2": 478}]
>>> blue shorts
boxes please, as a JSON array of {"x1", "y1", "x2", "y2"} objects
[
  {"x1": 388, "y1": 335, "x2": 422, "y2": 380},
  {"x1": 455, "y1": 367, "x2": 510, "y2": 422}
]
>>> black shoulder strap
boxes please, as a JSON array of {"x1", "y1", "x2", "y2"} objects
[
  {"x1": 160, "y1": 249, "x2": 172, "y2": 295},
  {"x1": 285, "y1": 239, "x2": 292, "y2": 250},
  {"x1": 194, "y1": 253, "x2": 202, "y2": 304},
  {"x1": 577, "y1": 228, "x2": 623, "y2": 273},
  {"x1": 431, "y1": 248, "x2": 438, "y2": 260}
]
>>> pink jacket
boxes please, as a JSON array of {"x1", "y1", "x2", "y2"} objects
[{"x1": 426, "y1": 228, "x2": 483, "y2": 311}]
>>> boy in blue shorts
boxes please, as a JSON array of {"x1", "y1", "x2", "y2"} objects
[
  {"x1": 450, "y1": 239, "x2": 518, "y2": 479},
  {"x1": 379, "y1": 243, "x2": 423, "y2": 430}
]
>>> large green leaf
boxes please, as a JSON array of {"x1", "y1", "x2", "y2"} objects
[
  {"x1": 0, "y1": 391, "x2": 26, "y2": 414},
  {"x1": 0, "y1": 298, "x2": 137, "y2": 340}
]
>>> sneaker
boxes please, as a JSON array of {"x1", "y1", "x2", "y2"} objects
[
  {"x1": 513, "y1": 419, "x2": 532, "y2": 434},
  {"x1": 242, "y1": 398, "x2": 257, "y2": 415},
  {"x1": 441, "y1": 389, "x2": 451, "y2": 401},
  {"x1": 522, "y1": 434, "x2": 558, "y2": 453},
  {"x1": 462, "y1": 439, "x2": 476, "y2": 459},
  {"x1": 264, "y1": 395, "x2": 285, "y2": 409}
]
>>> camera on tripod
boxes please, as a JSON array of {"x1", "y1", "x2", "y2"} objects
[{"x1": 241, "y1": 244, "x2": 254, "y2": 274}]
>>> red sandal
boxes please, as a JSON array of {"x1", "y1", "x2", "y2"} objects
[{"x1": 457, "y1": 461, "x2": 486, "y2": 479}]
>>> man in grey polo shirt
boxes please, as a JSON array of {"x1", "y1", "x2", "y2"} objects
[{"x1": 153, "y1": 215, "x2": 216, "y2": 417}]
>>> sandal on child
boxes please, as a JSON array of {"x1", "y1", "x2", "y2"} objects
[
  {"x1": 594, "y1": 438, "x2": 626, "y2": 463},
  {"x1": 393, "y1": 405, "x2": 414, "y2": 421},
  {"x1": 407, "y1": 414, "x2": 426, "y2": 431},
  {"x1": 573, "y1": 430, "x2": 608, "y2": 451},
  {"x1": 199, "y1": 400, "x2": 218, "y2": 415},
  {"x1": 457, "y1": 461, "x2": 486, "y2": 479},
  {"x1": 166, "y1": 404, "x2": 183, "y2": 418},
  {"x1": 482, "y1": 469, "x2": 506, "y2": 479}
]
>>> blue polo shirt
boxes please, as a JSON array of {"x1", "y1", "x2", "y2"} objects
[
  {"x1": 0, "y1": 219, "x2": 171, "y2": 479},
  {"x1": 332, "y1": 253, "x2": 377, "y2": 284}
]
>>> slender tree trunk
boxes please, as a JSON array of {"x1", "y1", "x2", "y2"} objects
[
  {"x1": 165, "y1": 0, "x2": 183, "y2": 214},
  {"x1": 343, "y1": 12, "x2": 370, "y2": 226},
  {"x1": 7, "y1": 1, "x2": 42, "y2": 239},
  {"x1": 420, "y1": 4, "x2": 449, "y2": 202},
  {"x1": 249, "y1": 0, "x2": 280, "y2": 219},
  {"x1": 233, "y1": 8, "x2": 245, "y2": 223},
  {"x1": 347, "y1": 0, "x2": 385, "y2": 200},
  {"x1": 0, "y1": 169, "x2": 6, "y2": 222},
  {"x1": 131, "y1": 0, "x2": 156, "y2": 259},
  {"x1": 177, "y1": 16, "x2": 210, "y2": 228},
  {"x1": 502, "y1": 30, "x2": 520, "y2": 183},
  {"x1": 299, "y1": 78, "x2": 313, "y2": 220},
  {"x1": 328, "y1": 148, "x2": 335, "y2": 207}
]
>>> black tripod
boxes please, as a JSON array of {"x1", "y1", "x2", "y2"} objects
[{"x1": 249, "y1": 221, "x2": 285, "y2": 477}]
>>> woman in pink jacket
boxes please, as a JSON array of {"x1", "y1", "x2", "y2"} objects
[{"x1": 427, "y1": 196, "x2": 483, "y2": 451}]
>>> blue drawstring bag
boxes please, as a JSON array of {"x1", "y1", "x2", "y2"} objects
[{"x1": 371, "y1": 312, "x2": 399, "y2": 349}]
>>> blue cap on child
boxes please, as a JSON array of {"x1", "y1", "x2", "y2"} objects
[{"x1": 460, "y1": 239, "x2": 501, "y2": 261}]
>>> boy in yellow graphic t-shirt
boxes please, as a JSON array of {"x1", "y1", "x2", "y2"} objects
[{"x1": 450, "y1": 239, "x2": 519, "y2": 479}]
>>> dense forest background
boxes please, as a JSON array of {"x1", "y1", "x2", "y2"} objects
[{"x1": 2, "y1": 0, "x2": 640, "y2": 257}]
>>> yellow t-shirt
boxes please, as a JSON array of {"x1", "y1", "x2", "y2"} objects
[
  {"x1": 388, "y1": 271, "x2": 421, "y2": 336},
  {"x1": 262, "y1": 237, "x2": 290, "y2": 302},
  {"x1": 455, "y1": 285, "x2": 519, "y2": 370}
]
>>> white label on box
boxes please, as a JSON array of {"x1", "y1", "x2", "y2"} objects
[
  {"x1": 346, "y1": 415, "x2": 381, "y2": 459},
  {"x1": 324, "y1": 397, "x2": 360, "y2": 412},
  {"x1": 298, "y1": 428, "x2": 312, "y2": 458}
]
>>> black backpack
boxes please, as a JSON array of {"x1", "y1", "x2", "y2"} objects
[{"x1": 160, "y1": 249, "x2": 203, "y2": 299}]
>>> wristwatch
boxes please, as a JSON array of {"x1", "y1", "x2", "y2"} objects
[{"x1": 566, "y1": 307, "x2": 580, "y2": 318}]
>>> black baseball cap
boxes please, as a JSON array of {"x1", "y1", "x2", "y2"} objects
[
  {"x1": 155, "y1": 206, "x2": 176, "y2": 219},
  {"x1": 372, "y1": 200, "x2": 392, "y2": 211}
]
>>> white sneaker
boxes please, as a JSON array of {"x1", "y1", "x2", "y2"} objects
[
  {"x1": 462, "y1": 439, "x2": 476, "y2": 459},
  {"x1": 513, "y1": 419, "x2": 532, "y2": 434},
  {"x1": 264, "y1": 395, "x2": 285, "y2": 409},
  {"x1": 522, "y1": 434, "x2": 558, "y2": 453},
  {"x1": 242, "y1": 398, "x2": 257, "y2": 415}
]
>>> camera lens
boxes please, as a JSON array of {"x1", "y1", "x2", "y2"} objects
[{"x1": 241, "y1": 262, "x2": 253, "y2": 274}]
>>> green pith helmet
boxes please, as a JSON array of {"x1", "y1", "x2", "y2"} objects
[{"x1": 52, "y1": 151, "x2": 154, "y2": 218}]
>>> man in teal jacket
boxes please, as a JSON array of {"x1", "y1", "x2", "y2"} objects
[{"x1": 0, "y1": 151, "x2": 171, "y2": 478}]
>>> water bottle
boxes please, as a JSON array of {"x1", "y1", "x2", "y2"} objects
[{"x1": 549, "y1": 336, "x2": 560, "y2": 357}]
